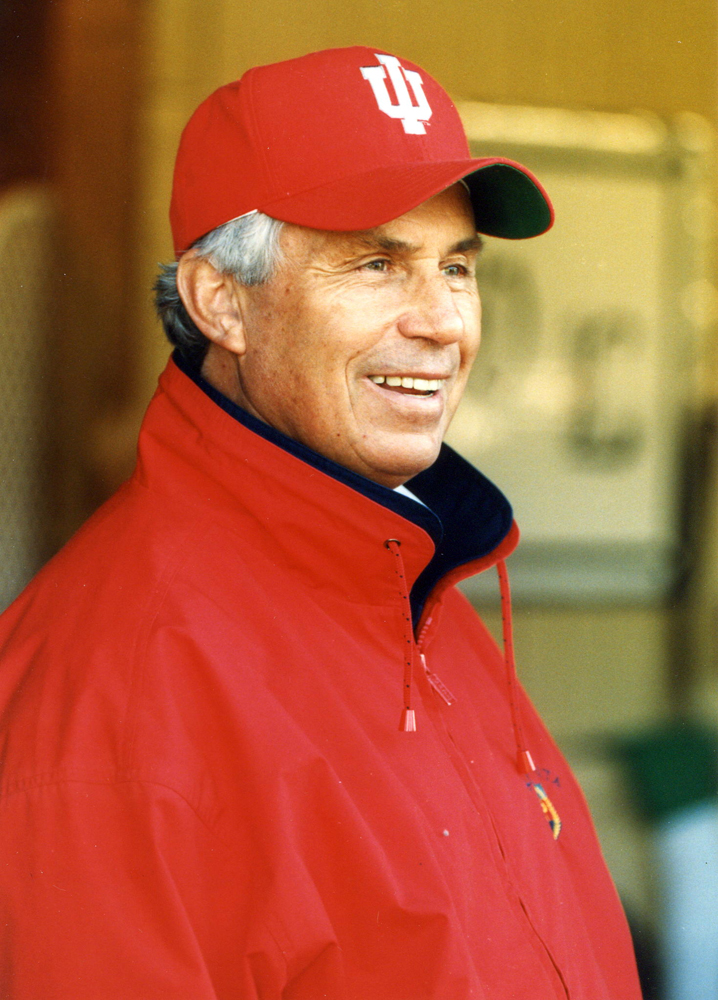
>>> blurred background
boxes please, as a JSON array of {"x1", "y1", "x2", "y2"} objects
[{"x1": 2, "y1": 1, "x2": 718, "y2": 996}]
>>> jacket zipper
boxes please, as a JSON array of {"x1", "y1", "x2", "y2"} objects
[
  {"x1": 413, "y1": 589, "x2": 568, "y2": 998},
  {"x1": 419, "y1": 651, "x2": 455, "y2": 706},
  {"x1": 416, "y1": 611, "x2": 456, "y2": 708}
]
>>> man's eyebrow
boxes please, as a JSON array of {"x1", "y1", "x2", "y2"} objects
[
  {"x1": 352, "y1": 233, "x2": 420, "y2": 254},
  {"x1": 450, "y1": 235, "x2": 485, "y2": 256},
  {"x1": 349, "y1": 233, "x2": 485, "y2": 255}
]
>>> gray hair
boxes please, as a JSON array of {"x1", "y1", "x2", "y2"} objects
[{"x1": 154, "y1": 211, "x2": 284, "y2": 366}]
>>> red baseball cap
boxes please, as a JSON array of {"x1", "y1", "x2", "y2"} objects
[{"x1": 170, "y1": 46, "x2": 553, "y2": 255}]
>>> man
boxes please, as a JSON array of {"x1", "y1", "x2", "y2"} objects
[{"x1": 0, "y1": 47, "x2": 641, "y2": 998}]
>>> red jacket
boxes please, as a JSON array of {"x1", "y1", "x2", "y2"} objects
[{"x1": 0, "y1": 356, "x2": 641, "y2": 999}]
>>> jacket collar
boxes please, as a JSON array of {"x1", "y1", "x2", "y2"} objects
[{"x1": 141, "y1": 353, "x2": 517, "y2": 624}]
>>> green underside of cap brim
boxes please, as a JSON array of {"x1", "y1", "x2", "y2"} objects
[{"x1": 465, "y1": 163, "x2": 553, "y2": 240}]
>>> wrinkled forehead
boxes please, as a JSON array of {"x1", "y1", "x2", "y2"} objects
[{"x1": 279, "y1": 184, "x2": 482, "y2": 266}]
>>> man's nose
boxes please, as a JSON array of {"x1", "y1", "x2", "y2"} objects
[{"x1": 396, "y1": 273, "x2": 465, "y2": 344}]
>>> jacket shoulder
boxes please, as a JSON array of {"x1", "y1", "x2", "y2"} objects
[{"x1": 0, "y1": 479, "x2": 264, "y2": 805}]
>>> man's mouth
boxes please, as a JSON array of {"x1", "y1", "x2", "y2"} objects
[{"x1": 368, "y1": 375, "x2": 442, "y2": 397}]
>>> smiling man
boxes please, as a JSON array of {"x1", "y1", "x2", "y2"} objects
[
  {"x1": 0, "y1": 47, "x2": 642, "y2": 999},
  {"x1": 181, "y1": 184, "x2": 482, "y2": 486}
]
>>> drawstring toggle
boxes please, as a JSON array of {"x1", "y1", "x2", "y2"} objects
[
  {"x1": 400, "y1": 708, "x2": 417, "y2": 732},
  {"x1": 519, "y1": 749, "x2": 536, "y2": 775}
]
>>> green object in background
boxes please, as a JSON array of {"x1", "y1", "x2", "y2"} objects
[{"x1": 612, "y1": 722, "x2": 718, "y2": 825}]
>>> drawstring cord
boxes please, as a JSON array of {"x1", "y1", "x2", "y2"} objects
[
  {"x1": 385, "y1": 539, "x2": 417, "y2": 732},
  {"x1": 384, "y1": 544, "x2": 559, "y2": 836},
  {"x1": 496, "y1": 559, "x2": 536, "y2": 777},
  {"x1": 499, "y1": 559, "x2": 561, "y2": 837},
  {"x1": 384, "y1": 542, "x2": 535, "y2": 752}
]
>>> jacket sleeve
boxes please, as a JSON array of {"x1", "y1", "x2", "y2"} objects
[{"x1": 0, "y1": 778, "x2": 286, "y2": 999}]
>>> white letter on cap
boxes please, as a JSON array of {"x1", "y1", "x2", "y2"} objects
[{"x1": 360, "y1": 54, "x2": 432, "y2": 135}]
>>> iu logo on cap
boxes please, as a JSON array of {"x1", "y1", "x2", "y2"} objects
[{"x1": 360, "y1": 54, "x2": 433, "y2": 135}]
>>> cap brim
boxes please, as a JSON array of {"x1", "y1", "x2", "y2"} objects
[{"x1": 257, "y1": 157, "x2": 553, "y2": 239}]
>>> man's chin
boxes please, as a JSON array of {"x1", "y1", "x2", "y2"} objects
[{"x1": 356, "y1": 439, "x2": 443, "y2": 489}]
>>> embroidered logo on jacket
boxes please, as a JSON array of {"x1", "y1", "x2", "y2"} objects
[
  {"x1": 526, "y1": 769, "x2": 562, "y2": 840},
  {"x1": 531, "y1": 782, "x2": 562, "y2": 840}
]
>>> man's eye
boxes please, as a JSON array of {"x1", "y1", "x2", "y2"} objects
[
  {"x1": 444, "y1": 263, "x2": 468, "y2": 277},
  {"x1": 363, "y1": 259, "x2": 389, "y2": 271}
]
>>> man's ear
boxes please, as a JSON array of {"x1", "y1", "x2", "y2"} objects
[{"x1": 176, "y1": 250, "x2": 247, "y2": 356}]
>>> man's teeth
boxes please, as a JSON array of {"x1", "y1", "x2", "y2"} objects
[{"x1": 369, "y1": 375, "x2": 441, "y2": 391}]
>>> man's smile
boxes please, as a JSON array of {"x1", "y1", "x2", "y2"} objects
[{"x1": 368, "y1": 374, "x2": 443, "y2": 396}]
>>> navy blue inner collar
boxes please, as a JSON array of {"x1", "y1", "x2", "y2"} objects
[{"x1": 173, "y1": 350, "x2": 513, "y2": 624}]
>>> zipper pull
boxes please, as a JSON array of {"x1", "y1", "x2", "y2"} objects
[{"x1": 420, "y1": 653, "x2": 455, "y2": 707}]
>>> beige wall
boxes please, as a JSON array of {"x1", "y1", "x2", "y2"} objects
[{"x1": 134, "y1": 0, "x2": 718, "y2": 390}]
